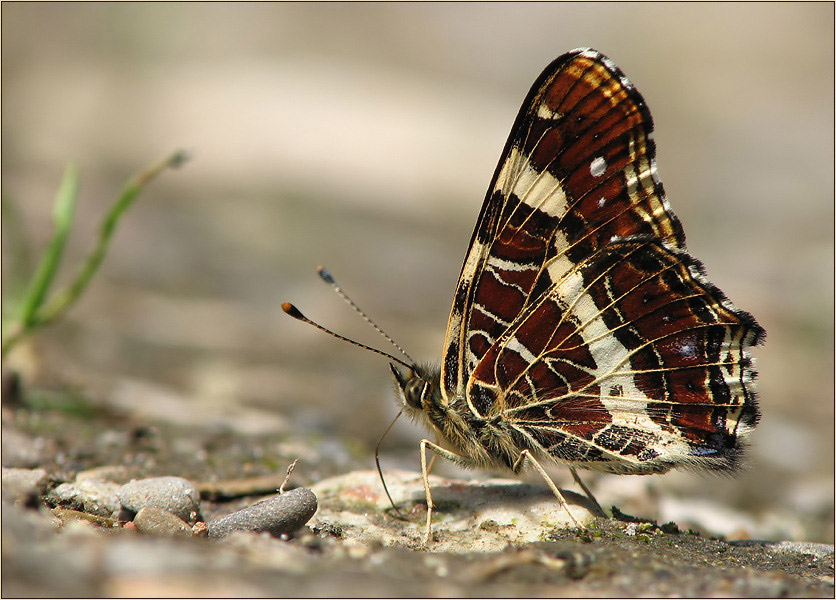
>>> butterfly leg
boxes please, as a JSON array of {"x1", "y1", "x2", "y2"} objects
[
  {"x1": 513, "y1": 449, "x2": 585, "y2": 530},
  {"x1": 418, "y1": 438, "x2": 464, "y2": 545},
  {"x1": 426, "y1": 450, "x2": 438, "y2": 475},
  {"x1": 569, "y1": 466, "x2": 606, "y2": 517}
]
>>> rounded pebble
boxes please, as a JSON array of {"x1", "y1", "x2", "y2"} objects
[
  {"x1": 2, "y1": 467, "x2": 48, "y2": 505},
  {"x1": 207, "y1": 488, "x2": 317, "y2": 539},
  {"x1": 132, "y1": 506, "x2": 192, "y2": 537},
  {"x1": 117, "y1": 476, "x2": 200, "y2": 522}
]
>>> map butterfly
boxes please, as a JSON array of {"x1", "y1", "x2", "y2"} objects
[{"x1": 285, "y1": 48, "x2": 764, "y2": 544}]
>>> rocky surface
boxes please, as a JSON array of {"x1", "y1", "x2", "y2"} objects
[
  {"x1": 1, "y1": 395, "x2": 833, "y2": 597},
  {"x1": 309, "y1": 469, "x2": 601, "y2": 552}
]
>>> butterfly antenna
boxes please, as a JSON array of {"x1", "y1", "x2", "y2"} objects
[
  {"x1": 317, "y1": 266, "x2": 417, "y2": 366},
  {"x1": 281, "y1": 302, "x2": 413, "y2": 370}
]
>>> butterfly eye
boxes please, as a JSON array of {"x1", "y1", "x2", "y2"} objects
[{"x1": 404, "y1": 378, "x2": 426, "y2": 410}]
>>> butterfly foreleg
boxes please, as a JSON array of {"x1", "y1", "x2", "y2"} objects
[
  {"x1": 513, "y1": 449, "x2": 586, "y2": 530},
  {"x1": 418, "y1": 438, "x2": 465, "y2": 545}
]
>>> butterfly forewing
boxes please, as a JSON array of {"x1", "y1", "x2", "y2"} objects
[{"x1": 441, "y1": 48, "x2": 763, "y2": 474}]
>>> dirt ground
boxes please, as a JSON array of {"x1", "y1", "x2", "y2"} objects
[{"x1": 2, "y1": 384, "x2": 833, "y2": 597}]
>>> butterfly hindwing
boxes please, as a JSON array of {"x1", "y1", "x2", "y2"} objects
[{"x1": 477, "y1": 237, "x2": 761, "y2": 472}]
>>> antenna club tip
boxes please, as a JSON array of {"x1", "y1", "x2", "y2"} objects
[
  {"x1": 316, "y1": 266, "x2": 334, "y2": 283},
  {"x1": 281, "y1": 302, "x2": 304, "y2": 319}
]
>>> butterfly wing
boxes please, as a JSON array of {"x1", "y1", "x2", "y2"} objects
[
  {"x1": 441, "y1": 48, "x2": 763, "y2": 472},
  {"x1": 474, "y1": 236, "x2": 763, "y2": 473}
]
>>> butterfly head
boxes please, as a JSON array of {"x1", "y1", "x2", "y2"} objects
[{"x1": 389, "y1": 363, "x2": 441, "y2": 413}]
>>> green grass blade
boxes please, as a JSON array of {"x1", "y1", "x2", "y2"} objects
[
  {"x1": 36, "y1": 150, "x2": 188, "y2": 327},
  {"x1": 17, "y1": 163, "x2": 80, "y2": 327},
  {"x1": 2, "y1": 150, "x2": 188, "y2": 357}
]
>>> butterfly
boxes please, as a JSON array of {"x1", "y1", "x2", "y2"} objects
[{"x1": 285, "y1": 48, "x2": 764, "y2": 545}]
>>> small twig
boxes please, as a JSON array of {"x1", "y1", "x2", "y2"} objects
[{"x1": 279, "y1": 459, "x2": 299, "y2": 494}]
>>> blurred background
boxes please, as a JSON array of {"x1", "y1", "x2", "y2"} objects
[{"x1": 2, "y1": 3, "x2": 833, "y2": 542}]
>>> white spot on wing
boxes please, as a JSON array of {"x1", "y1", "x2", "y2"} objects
[
  {"x1": 537, "y1": 104, "x2": 562, "y2": 120},
  {"x1": 676, "y1": 337, "x2": 698, "y2": 360},
  {"x1": 590, "y1": 156, "x2": 607, "y2": 177}
]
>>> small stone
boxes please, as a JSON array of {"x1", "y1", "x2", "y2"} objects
[
  {"x1": 132, "y1": 506, "x2": 192, "y2": 537},
  {"x1": 2, "y1": 467, "x2": 48, "y2": 505},
  {"x1": 117, "y1": 476, "x2": 201, "y2": 522},
  {"x1": 47, "y1": 479, "x2": 122, "y2": 518},
  {"x1": 191, "y1": 521, "x2": 209, "y2": 537},
  {"x1": 207, "y1": 488, "x2": 317, "y2": 539}
]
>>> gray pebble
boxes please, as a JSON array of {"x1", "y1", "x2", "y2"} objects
[
  {"x1": 47, "y1": 479, "x2": 122, "y2": 518},
  {"x1": 2, "y1": 467, "x2": 48, "y2": 505},
  {"x1": 208, "y1": 488, "x2": 317, "y2": 539},
  {"x1": 117, "y1": 476, "x2": 200, "y2": 522},
  {"x1": 132, "y1": 506, "x2": 193, "y2": 537}
]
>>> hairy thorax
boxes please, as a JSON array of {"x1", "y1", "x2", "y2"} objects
[{"x1": 394, "y1": 363, "x2": 532, "y2": 472}]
